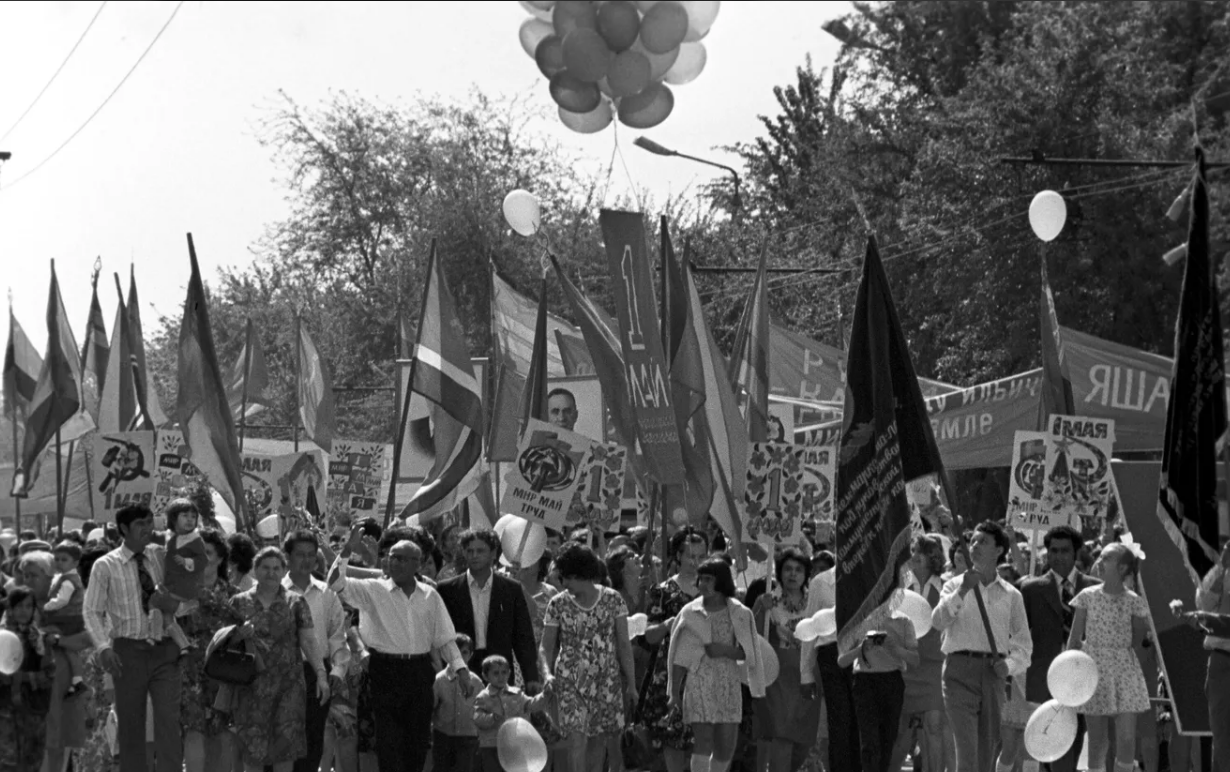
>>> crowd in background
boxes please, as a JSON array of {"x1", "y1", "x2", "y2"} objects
[{"x1": 0, "y1": 500, "x2": 1227, "y2": 772}]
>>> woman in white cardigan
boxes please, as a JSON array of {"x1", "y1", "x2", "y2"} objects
[{"x1": 667, "y1": 558, "x2": 767, "y2": 772}]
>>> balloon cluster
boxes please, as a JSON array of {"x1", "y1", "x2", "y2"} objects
[
  {"x1": 1023, "y1": 650, "x2": 1099, "y2": 761},
  {"x1": 517, "y1": 1, "x2": 720, "y2": 133}
]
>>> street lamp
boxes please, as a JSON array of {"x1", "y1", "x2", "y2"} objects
[
  {"x1": 632, "y1": 136, "x2": 742, "y2": 213},
  {"x1": 0, "y1": 151, "x2": 10, "y2": 185}
]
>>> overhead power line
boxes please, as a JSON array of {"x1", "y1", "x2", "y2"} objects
[
  {"x1": 0, "y1": 0, "x2": 184, "y2": 192},
  {"x1": 0, "y1": 1, "x2": 108, "y2": 144}
]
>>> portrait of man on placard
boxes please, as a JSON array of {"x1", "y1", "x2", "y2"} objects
[{"x1": 547, "y1": 376, "x2": 605, "y2": 443}]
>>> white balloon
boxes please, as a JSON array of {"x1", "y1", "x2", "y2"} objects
[
  {"x1": 502, "y1": 189, "x2": 541, "y2": 237},
  {"x1": 751, "y1": 634, "x2": 779, "y2": 686},
  {"x1": 793, "y1": 617, "x2": 820, "y2": 642},
  {"x1": 0, "y1": 629, "x2": 23, "y2": 675},
  {"x1": 499, "y1": 516, "x2": 547, "y2": 566},
  {"x1": 891, "y1": 589, "x2": 934, "y2": 638},
  {"x1": 1029, "y1": 190, "x2": 1067, "y2": 242},
  {"x1": 664, "y1": 42, "x2": 706, "y2": 85},
  {"x1": 498, "y1": 716, "x2": 549, "y2": 772},
  {"x1": 518, "y1": 0, "x2": 553, "y2": 22},
  {"x1": 519, "y1": 18, "x2": 554, "y2": 59},
  {"x1": 211, "y1": 490, "x2": 237, "y2": 535},
  {"x1": 494, "y1": 514, "x2": 518, "y2": 537},
  {"x1": 813, "y1": 608, "x2": 837, "y2": 638},
  {"x1": 627, "y1": 613, "x2": 649, "y2": 638},
  {"x1": 681, "y1": 0, "x2": 720, "y2": 41},
  {"x1": 1047, "y1": 650, "x2": 1099, "y2": 707},
  {"x1": 1024, "y1": 699, "x2": 1079, "y2": 762}
]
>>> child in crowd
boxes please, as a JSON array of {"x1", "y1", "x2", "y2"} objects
[
  {"x1": 434, "y1": 633, "x2": 486, "y2": 772},
  {"x1": 474, "y1": 655, "x2": 552, "y2": 772},
  {"x1": 41, "y1": 541, "x2": 87, "y2": 696},
  {"x1": 321, "y1": 626, "x2": 368, "y2": 772},
  {"x1": 152, "y1": 499, "x2": 208, "y2": 654}
]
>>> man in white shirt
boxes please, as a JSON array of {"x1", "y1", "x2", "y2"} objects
[
  {"x1": 932, "y1": 521, "x2": 1032, "y2": 772},
  {"x1": 284, "y1": 530, "x2": 350, "y2": 772},
  {"x1": 800, "y1": 566, "x2": 862, "y2": 772},
  {"x1": 1195, "y1": 541, "x2": 1230, "y2": 772},
  {"x1": 329, "y1": 523, "x2": 472, "y2": 772}
]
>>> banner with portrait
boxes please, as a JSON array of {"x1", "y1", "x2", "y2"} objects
[
  {"x1": 744, "y1": 442, "x2": 805, "y2": 546},
  {"x1": 241, "y1": 450, "x2": 328, "y2": 521},
  {"x1": 91, "y1": 431, "x2": 157, "y2": 516}
]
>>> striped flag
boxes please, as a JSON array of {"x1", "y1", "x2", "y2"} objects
[
  {"x1": 399, "y1": 242, "x2": 484, "y2": 520},
  {"x1": 80, "y1": 273, "x2": 109, "y2": 419},
  {"x1": 683, "y1": 259, "x2": 746, "y2": 551},
  {"x1": 128, "y1": 267, "x2": 168, "y2": 428},
  {"x1": 98, "y1": 274, "x2": 138, "y2": 433},
  {"x1": 297, "y1": 323, "x2": 336, "y2": 454},
  {"x1": 555, "y1": 330, "x2": 594, "y2": 375},
  {"x1": 12, "y1": 261, "x2": 94, "y2": 497},
  {"x1": 177, "y1": 235, "x2": 248, "y2": 530},
  {"x1": 225, "y1": 318, "x2": 270, "y2": 421},
  {"x1": 1037, "y1": 254, "x2": 1074, "y2": 428},
  {"x1": 4, "y1": 310, "x2": 42, "y2": 422},
  {"x1": 1157, "y1": 151, "x2": 1225, "y2": 586}
]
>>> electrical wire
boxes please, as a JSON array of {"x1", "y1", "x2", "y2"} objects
[
  {"x1": 0, "y1": 0, "x2": 184, "y2": 192},
  {"x1": 0, "y1": 1, "x2": 108, "y2": 144}
]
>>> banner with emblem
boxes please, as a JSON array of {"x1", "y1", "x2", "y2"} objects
[
  {"x1": 564, "y1": 442, "x2": 627, "y2": 532},
  {"x1": 91, "y1": 431, "x2": 157, "y2": 516},
  {"x1": 151, "y1": 429, "x2": 200, "y2": 514},
  {"x1": 744, "y1": 443, "x2": 805, "y2": 546},
  {"x1": 241, "y1": 450, "x2": 328, "y2": 520},
  {"x1": 800, "y1": 445, "x2": 836, "y2": 525},
  {"x1": 500, "y1": 419, "x2": 591, "y2": 528},
  {"x1": 1006, "y1": 417, "x2": 1118, "y2": 532},
  {"x1": 326, "y1": 440, "x2": 387, "y2": 524}
]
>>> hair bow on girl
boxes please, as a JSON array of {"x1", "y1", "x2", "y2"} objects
[{"x1": 1121, "y1": 533, "x2": 1146, "y2": 561}]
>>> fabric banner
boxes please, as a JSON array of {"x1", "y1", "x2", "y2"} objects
[
  {"x1": 1041, "y1": 415, "x2": 1116, "y2": 532},
  {"x1": 240, "y1": 450, "x2": 328, "y2": 520},
  {"x1": 799, "y1": 445, "x2": 836, "y2": 524},
  {"x1": 327, "y1": 440, "x2": 387, "y2": 523},
  {"x1": 500, "y1": 418, "x2": 591, "y2": 528},
  {"x1": 743, "y1": 443, "x2": 805, "y2": 545},
  {"x1": 91, "y1": 431, "x2": 156, "y2": 515},
  {"x1": 599, "y1": 210, "x2": 685, "y2": 482},
  {"x1": 564, "y1": 442, "x2": 627, "y2": 533}
]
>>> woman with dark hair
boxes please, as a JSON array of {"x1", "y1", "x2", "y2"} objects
[
  {"x1": 541, "y1": 543, "x2": 637, "y2": 772},
  {"x1": 641, "y1": 526, "x2": 710, "y2": 772},
  {"x1": 606, "y1": 546, "x2": 646, "y2": 615},
  {"x1": 0, "y1": 585, "x2": 58, "y2": 772},
  {"x1": 228, "y1": 533, "x2": 258, "y2": 592},
  {"x1": 182, "y1": 528, "x2": 244, "y2": 772},
  {"x1": 668, "y1": 558, "x2": 766, "y2": 772},
  {"x1": 752, "y1": 548, "x2": 821, "y2": 772}
]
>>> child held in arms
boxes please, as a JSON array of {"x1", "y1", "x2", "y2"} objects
[
  {"x1": 150, "y1": 498, "x2": 208, "y2": 654},
  {"x1": 42, "y1": 541, "x2": 88, "y2": 696}
]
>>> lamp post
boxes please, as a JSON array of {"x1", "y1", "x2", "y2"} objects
[
  {"x1": 0, "y1": 151, "x2": 11, "y2": 184},
  {"x1": 632, "y1": 136, "x2": 742, "y2": 214}
]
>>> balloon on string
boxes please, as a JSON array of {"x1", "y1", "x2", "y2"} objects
[
  {"x1": 618, "y1": 82, "x2": 674, "y2": 129},
  {"x1": 793, "y1": 616, "x2": 820, "y2": 642},
  {"x1": 755, "y1": 634, "x2": 779, "y2": 686},
  {"x1": 502, "y1": 190, "x2": 542, "y2": 237},
  {"x1": 553, "y1": 0, "x2": 599, "y2": 38},
  {"x1": 559, "y1": 100, "x2": 614, "y2": 134},
  {"x1": 640, "y1": 2, "x2": 689, "y2": 54},
  {"x1": 607, "y1": 49, "x2": 652, "y2": 97},
  {"x1": 499, "y1": 516, "x2": 548, "y2": 566},
  {"x1": 535, "y1": 36, "x2": 567, "y2": 78},
  {"x1": 1024, "y1": 699, "x2": 1078, "y2": 762},
  {"x1": 891, "y1": 589, "x2": 934, "y2": 638},
  {"x1": 632, "y1": 38, "x2": 680, "y2": 80},
  {"x1": 519, "y1": 0, "x2": 553, "y2": 22},
  {"x1": 682, "y1": 0, "x2": 720, "y2": 41},
  {"x1": 494, "y1": 514, "x2": 518, "y2": 537},
  {"x1": 597, "y1": 77, "x2": 615, "y2": 97},
  {"x1": 597, "y1": 0, "x2": 641, "y2": 52},
  {"x1": 664, "y1": 42, "x2": 706, "y2": 85},
  {"x1": 1029, "y1": 190, "x2": 1067, "y2": 242},
  {"x1": 562, "y1": 28, "x2": 613, "y2": 82},
  {"x1": 1047, "y1": 650, "x2": 1098, "y2": 707},
  {"x1": 497, "y1": 717, "x2": 549, "y2": 772},
  {"x1": 550, "y1": 72, "x2": 603, "y2": 113},
  {"x1": 0, "y1": 630, "x2": 23, "y2": 676},
  {"x1": 627, "y1": 612, "x2": 649, "y2": 638},
  {"x1": 86, "y1": 527, "x2": 106, "y2": 543},
  {"x1": 813, "y1": 608, "x2": 837, "y2": 638},
  {"x1": 520, "y1": 19, "x2": 555, "y2": 59}
]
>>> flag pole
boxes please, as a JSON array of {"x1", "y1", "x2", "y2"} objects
[
  {"x1": 385, "y1": 240, "x2": 436, "y2": 527},
  {"x1": 293, "y1": 314, "x2": 301, "y2": 453},
  {"x1": 54, "y1": 427, "x2": 64, "y2": 535},
  {"x1": 239, "y1": 318, "x2": 252, "y2": 452},
  {"x1": 7, "y1": 295, "x2": 23, "y2": 535}
]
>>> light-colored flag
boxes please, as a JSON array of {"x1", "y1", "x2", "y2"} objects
[{"x1": 297, "y1": 323, "x2": 336, "y2": 454}]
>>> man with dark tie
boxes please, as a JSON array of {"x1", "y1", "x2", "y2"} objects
[
  {"x1": 437, "y1": 528, "x2": 541, "y2": 692},
  {"x1": 1018, "y1": 524, "x2": 1099, "y2": 772}
]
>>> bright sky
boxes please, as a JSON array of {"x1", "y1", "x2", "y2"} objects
[{"x1": 0, "y1": 0, "x2": 847, "y2": 357}]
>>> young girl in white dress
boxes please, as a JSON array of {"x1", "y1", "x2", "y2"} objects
[{"x1": 1066, "y1": 541, "x2": 1151, "y2": 772}]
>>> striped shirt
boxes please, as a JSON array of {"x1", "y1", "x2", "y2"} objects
[{"x1": 83, "y1": 543, "x2": 166, "y2": 649}]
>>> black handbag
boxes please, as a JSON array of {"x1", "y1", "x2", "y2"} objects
[
  {"x1": 620, "y1": 668, "x2": 656, "y2": 771},
  {"x1": 204, "y1": 635, "x2": 260, "y2": 686}
]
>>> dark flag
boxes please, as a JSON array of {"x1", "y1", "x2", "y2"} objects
[
  {"x1": 836, "y1": 237, "x2": 947, "y2": 649},
  {"x1": 519, "y1": 278, "x2": 550, "y2": 430},
  {"x1": 80, "y1": 270, "x2": 109, "y2": 419},
  {"x1": 1037, "y1": 254, "x2": 1075, "y2": 428},
  {"x1": 728, "y1": 246, "x2": 771, "y2": 441},
  {"x1": 1157, "y1": 150, "x2": 1225, "y2": 586}
]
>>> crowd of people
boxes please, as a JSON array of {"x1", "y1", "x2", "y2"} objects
[{"x1": 0, "y1": 499, "x2": 1228, "y2": 772}]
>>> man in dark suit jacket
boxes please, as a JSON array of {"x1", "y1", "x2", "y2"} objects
[
  {"x1": 437, "y1": 528, "x2": 541, "y2": 691},
  {"x1": 1018, "y1": 524, "x2": 1099, "y2": 772}
]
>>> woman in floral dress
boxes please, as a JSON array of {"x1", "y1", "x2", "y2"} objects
[
  {"x1": 182, "y1": 529, "x2": 242, "y2": 772},
  {"x1": 228, "y1": 547, "x2": 328, "y2": 772},
  {"x1": 641, "y1": 527, "x2": 709, "y2": 772},
  {"x1": 542, "y1": 543, "x2": 637, "y2": 772}
]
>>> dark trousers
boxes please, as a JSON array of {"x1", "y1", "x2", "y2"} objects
[
  {"x1": 942, "y1": 654, "x2": 1005, "y2": 772},
  {"x1": 369, "y1": 652, "x2": 436, "y2": 772},
  {"x1": 113, "y1": 637, "x2": 182, "y2": 772},
  {"x1": 1045, "y1": 714, "x2": 1086, "y2": 772},
  {"x1": 479, "y1": 747, "x2": 503, "y2": 772},
  {"x1": 852, "y1": 671, "x2": 905, "y2": 772},
  {"x1": 816, "y1": 642, "x2": 861, "y2": 772},
  {"x1": 293, "y1": 661, "x2": 329, "y2": 772},
  {"x1": 1209, "y1": 651, "x2": 1230, "y2": 772},
  {"x1": 433, "y1": 730, "x2": 478, "y2": 772}
]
